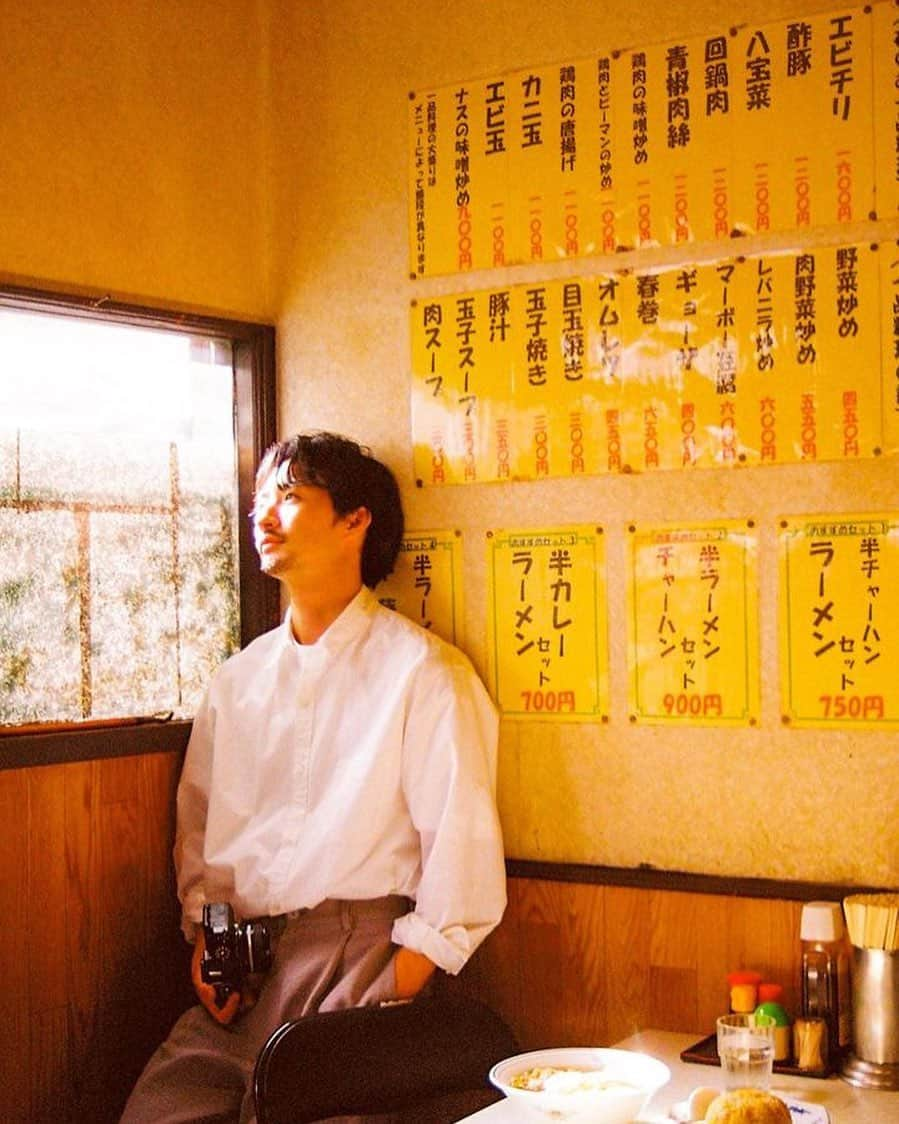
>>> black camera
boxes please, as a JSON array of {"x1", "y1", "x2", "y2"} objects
[{"x1": 200, "y1": 902, "x2": 273, "y2": 1004}]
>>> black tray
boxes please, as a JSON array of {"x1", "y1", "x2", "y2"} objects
[{"x1": 680, "y1": 1032, "x2": 832, "y2": 1079}]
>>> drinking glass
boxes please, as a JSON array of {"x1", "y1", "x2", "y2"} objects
[{"x1": 716, "y1": 1012, "x2": 777, "y2": 1090}]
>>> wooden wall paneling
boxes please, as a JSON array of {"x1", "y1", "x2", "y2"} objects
[
  {"x1": 725, "y1": 896, "x2": 774, "y2": 977},
  {"x1": 0, "y1": 768, "x2": 31, "y2": 1122},
  {"x1": 460, "y1": 883, "x2": 809, "y2": 1056},
  {"x1": 695, "y1": 891, "x2": 733, "y2": 1034},
  {"x1": 98, "y1": 751, "x2": 144, "y2": 806},
  {"x1": 27, "y1": 767, "x2": 69, "y2": 1005},
  {"x1": 514, "y1": 878, "x2": 568, "y2": 1048},
  {"x1": 724, "y1": 895, "x2": 803, "y2": 1007},
  {"x1": 139, "y1": 752, "x2": 180, "y2": 937},
  {"x1": 69, "y1": 752, "x2": 187, "y2": 1124},
  {"x1": 767, "y1": 899, "x2": 804, "y2": 1016},
  {"x1": 97, "y1": 759, "x2": 146, "y2": 1010},
  {"x1": 561, "y1": 881, "x2": 607, "y2": 1046},
  {"x1": 647, "y1": 890, "x2": 699, "y2": 1033},
  {"x1": 27, "y1": 766, "x2": 70, "y2": 1121},
  {"x1": 64, "y1": 759, "x2": 104, "y2": 1121},
  {"x1": 703, "y1": 896, "x2": 803, "y2": 1032},
  {"x1": 0, "y1": 750, "x2": 194, "y2": 1121},
  {"x1": 95, "y1": 755, "x2": 155, "y2": 1119},
  {"x1": 138, "y1": 752, "x2": 193, "y2": 1054},
  {"x1": 602, "y1": 885, "x2": 653, "y2": 1045},
  {"x1": 30, "y1": 1005, "x2": 69, "y2": 1124}
]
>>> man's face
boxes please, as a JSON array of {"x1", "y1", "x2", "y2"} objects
[{"x1": 251, "y1": 470, "x2": 362, "y2": 584}]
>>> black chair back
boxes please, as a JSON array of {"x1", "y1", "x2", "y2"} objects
[{"x1": 253, "y1": 994, "x2": 518, "y2": 1124}]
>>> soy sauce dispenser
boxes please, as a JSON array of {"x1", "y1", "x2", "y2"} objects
[{"x1": 800, "y1": 900, "x2": 851, "y2": 1067}]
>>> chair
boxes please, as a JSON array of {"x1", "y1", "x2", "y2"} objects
[{"x1": 253, "y1": 993, "x2": 518, "y2": 1123}]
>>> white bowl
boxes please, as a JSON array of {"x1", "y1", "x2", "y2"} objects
[{"x1": 489, "y1": 1046, "x2": 670, "y2": 1123}]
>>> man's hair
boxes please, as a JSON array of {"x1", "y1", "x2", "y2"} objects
[{"x1": 255, "y1": 432, "x2": 404, "y2": 588}]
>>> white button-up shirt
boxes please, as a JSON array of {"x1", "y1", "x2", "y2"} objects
[{"x1": 175, "y1": 587, "x2": 506, "y2": 974}]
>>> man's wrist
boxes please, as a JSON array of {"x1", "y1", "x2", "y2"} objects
[{"x1": 393, "y1": 946, "x2": 437, "y2": 998}]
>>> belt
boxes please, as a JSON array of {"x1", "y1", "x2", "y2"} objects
[{"x1": 267, "y1": 895, "x2": 410, "y2": 934}]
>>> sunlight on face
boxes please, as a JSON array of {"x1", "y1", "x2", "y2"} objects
[{"x1": 252, "y1": 476, "x2": 350, "y2": 581}]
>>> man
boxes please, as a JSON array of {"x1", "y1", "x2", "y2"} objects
[{"x1": 121, "y1": 431, "x2": 506, "y2": 1123}]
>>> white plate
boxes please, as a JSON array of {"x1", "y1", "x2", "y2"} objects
[
  {"x1": 649, "y1": 1094, "x2": 829, "y2": 1123},
  {"x1": 781, "y1": 1098, "x2": 829, "y2": 1124}
]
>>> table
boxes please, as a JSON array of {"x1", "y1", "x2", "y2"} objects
[{"x1": 455, "y1": 1029, "x2": 899, "y2": 1122}]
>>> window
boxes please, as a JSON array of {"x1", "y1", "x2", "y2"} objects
[{"x1": 0, "y1": 285, "x2": 278, "y2": 767}]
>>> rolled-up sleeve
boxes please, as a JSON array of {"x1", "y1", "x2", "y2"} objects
[
  {"x1": 392, "y1": 654, "x2": 507, "y2": 974},
  {"x1": 174, "y1": 693, "x2": 215, "y2": 941}
]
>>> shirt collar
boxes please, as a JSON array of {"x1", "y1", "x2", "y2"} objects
[{"x1": 281, "y1": 586, "x2": 376, "y2": 665}]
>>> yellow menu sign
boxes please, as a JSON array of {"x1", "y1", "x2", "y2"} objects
[
  {"x1": 409, "y1": 5, "x2": 882, "y2": 275},
  {"x1": 880, "y1": 248, "x2": 899, "y2": 456},
  {"x1": 487, "y1": 526, "x2": 608, "y2": 721},
  {"x1": 376, "y1": 530, "x2": 463, "y2": 645},
  {"x1": 627, "y1": 520, "x2": 760, "y2": 724},
  {"x1": 779, "y1": 513, "x2": 899, "y2": 726},
  {"x1": 411, "y1": 245, "x2": 885, "y2": 483}
]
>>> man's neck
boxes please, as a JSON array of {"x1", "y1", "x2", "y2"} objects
[{"x1": 287, "y1": 581, "x2": 363, "y2": 645}]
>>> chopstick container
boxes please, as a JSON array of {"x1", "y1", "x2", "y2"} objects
[{"x1": 842, "y1": 894, "x2": 899, "y2": 1090}]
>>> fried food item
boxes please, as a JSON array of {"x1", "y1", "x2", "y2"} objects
[{"x1": 704, "y1": 1089, "x2": 792, "y2": 1123}]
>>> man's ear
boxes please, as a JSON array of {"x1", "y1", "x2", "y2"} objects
[{"x1": 345, "y1": 506, "x2": 372, "y2": 534}]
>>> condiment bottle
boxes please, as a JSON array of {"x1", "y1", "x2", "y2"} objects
[
  {"x1": 727, "y1": 969, "x2": 762, "y2": 1013},
  {"x1": 799, "y1": 901, "x2": 851, "y2": 1065},
  {"x1": 755, "y1": 1000, "x2": 791, "y2": 1061},
  {"x1": 757, "y1": 981, "x2": 784, "y2": 1004}
]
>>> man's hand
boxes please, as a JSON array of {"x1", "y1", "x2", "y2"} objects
[
  {"x1": 393, "y1": 946, "x2": 436, "y2": 999},
  {"x1": 191, "y1": 928, "x2": 244, "y2": 1026}
]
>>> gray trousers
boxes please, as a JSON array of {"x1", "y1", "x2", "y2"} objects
[{"x1": 120, "y1": 896, "x2": 410, "y2": 1124}]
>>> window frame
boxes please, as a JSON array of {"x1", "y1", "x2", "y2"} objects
[{"x1": 0, "y1": 283, "x2": 279, "y2": 770}]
